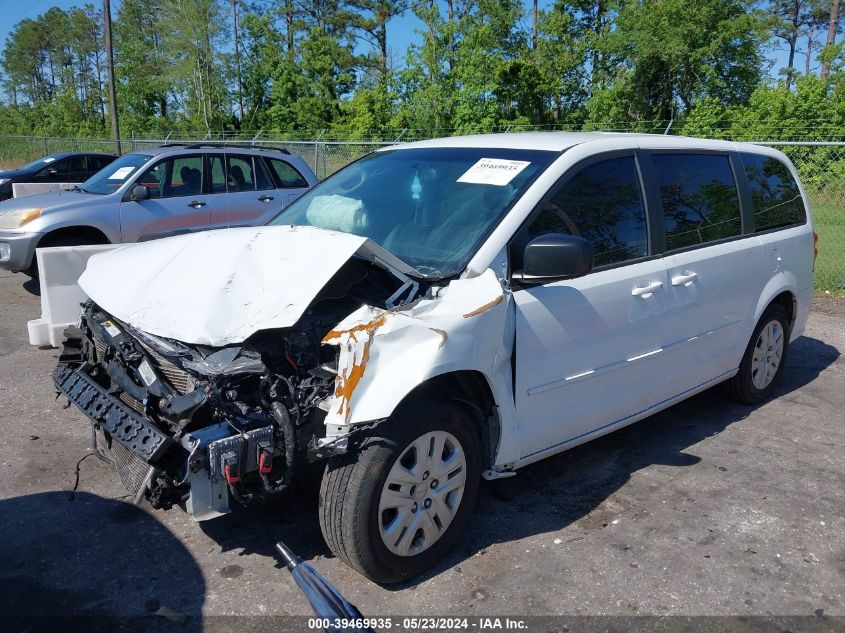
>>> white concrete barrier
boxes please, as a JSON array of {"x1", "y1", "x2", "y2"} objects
[
  {"x1": 13, "y1": 182, "x2": 78, "y2": 198},
  {"x1": 27, "y1": 244, "x2": 121, "y2": 348}
]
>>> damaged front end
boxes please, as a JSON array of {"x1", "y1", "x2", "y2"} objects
[{"x1": 55, "y1": 235, "x2": 419, "y2": 520}]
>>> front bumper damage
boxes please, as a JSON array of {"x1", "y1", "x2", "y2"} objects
[
  {"x1": 53, "y1": 224, "x2": 516, "y2": 520},
  {"x1": 55, "y1": 359, "x2": 287, "y2": 519},
  {"x1": 54, "y1": 231, "x2": 416, "y2": 520},
  {"x1": 55, "y1": 301, "x2": 349, "y2": 520}
]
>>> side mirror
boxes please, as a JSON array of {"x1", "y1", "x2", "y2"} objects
[
  {"x1": 129, "y1": 184, "x2": 150, "y2": 201},
  {"x1": 512, "y1": 233, "x2": 593, "y2": 284}
]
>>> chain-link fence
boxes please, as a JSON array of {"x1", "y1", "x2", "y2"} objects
[
  {"x1": 760, "y1": 142, "x2": 845, "y2": 294},
  {"x1": 0, "y1": 133, "x2": 842, "y2": 293},
  {"x1": 0, "y1": 133, "x2": 393, "y2": 180}
]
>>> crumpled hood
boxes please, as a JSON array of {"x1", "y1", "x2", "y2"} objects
[{"x1": 79, "y1": 225, "x2": 420, "y2": 346}]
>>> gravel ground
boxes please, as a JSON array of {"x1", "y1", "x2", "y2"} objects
[{"x1": 0, "y1": 268, "x2": 843, "y2": 628}]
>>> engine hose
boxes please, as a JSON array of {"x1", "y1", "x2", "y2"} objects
[
  {"x1": 262, "y1": 401, "x2": 297, "y2": 494},
  {"x1": 228, "y1": 480, "x2": 259, "y2": 505},
  {"x1": 280, "y1": 376, "x2": 302, "y2": 426}
]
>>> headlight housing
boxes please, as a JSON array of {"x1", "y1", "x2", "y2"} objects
[
  {"x1": 0, "y1": 208, "x2": 41, "y2": 229},
  {"x1": 0, "y1": 178, "x2": 10, "y2": 186}
]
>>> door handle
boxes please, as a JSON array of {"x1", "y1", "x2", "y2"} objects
[
  {"x1": 631, "y1": 281, "x2": 663, "y2": 297},
  {"x1": 188, "y1": 200, "x2": 206, "y2": 208},
  {"x1": 671, "y1": 271, "x2": 698, "y2": 286},
  {"x1": 258, "y1": 194, "x2": 274, "y2": 202}
]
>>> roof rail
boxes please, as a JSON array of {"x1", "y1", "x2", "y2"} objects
[{"x1": 158, "y1": 142, "x2": 291, "y2": 154}]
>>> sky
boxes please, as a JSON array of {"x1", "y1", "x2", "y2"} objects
[
  {"x1": 0, "y1": 0, "x2": 435, "y2": 58},
  {"x1": 0, "y1": 0, "x2": 793, "y2": 79}
]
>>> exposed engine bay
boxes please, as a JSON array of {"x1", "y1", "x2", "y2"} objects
[{"x1": 55, "y1": 257, "x2": 416, "y2": 520}]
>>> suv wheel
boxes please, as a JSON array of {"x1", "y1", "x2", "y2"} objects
[
  {"x1": 721, "y1": 304, "x2": 790, "y2": 404},
  {"x1": 23, "y1": 232, "x2": 107, "y2": 278},
  {"x1": 319, "y1": 399, "x2": 481, "y2": 584}
]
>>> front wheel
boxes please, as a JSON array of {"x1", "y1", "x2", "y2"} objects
[
  {"x1": 319, "y1": 400, "x2": 481, "y2": 584},
  {"x1": 721, "y1": 304, "x2": 790, "y2": 404},
  {"x1": 23, "y1": 232, "x2": 108, "y2": 278}
]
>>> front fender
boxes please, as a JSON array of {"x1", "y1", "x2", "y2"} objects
[{"x1": 322, "y1": 269, "x2": 519, "y2": 463}]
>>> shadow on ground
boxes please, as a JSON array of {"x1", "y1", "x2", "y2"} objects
[
  {"x1": 0, "y1": 491, "x2": 205, "y2": 632},
  {"x1": 203, "y1": 335, "x2": 839, "y2": 589},
  {"x1": 22, "y1": 277, "x2": 40, "y2": 296}
]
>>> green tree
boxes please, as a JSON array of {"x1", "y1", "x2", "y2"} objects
[
  {"x1": 772, "y1": 0, "x2": 818, "y2": 86},
  {"x1": 589, "y1": 0, "x2": 766, "y2": 128},
  {"x1": 532, "y1": 2, "x2": 590, "y2": 123},
  {"x1": 115, "y1": 0, "x2": 171, "y2": 132},
  {"x1": 159, "y1": 0, "x2": 230, "y2": 131}
]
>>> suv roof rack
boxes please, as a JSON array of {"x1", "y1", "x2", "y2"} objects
[{"x1": 158, "y1": 142, "x2": 291, "y2": 154}]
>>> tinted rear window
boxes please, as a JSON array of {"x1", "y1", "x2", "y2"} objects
[
  {"x1": 89, "y1": 156, "x2": 115, "y2": 172},
  {"x1": 268, "y1": 158, "x2": 308, "y2": 188},
  {"x1": 741, "y1": 153, "x2": 806, "y2": 231},
  {"x1": 653, "y1": 154, "x2": 743, "y2": 251}
]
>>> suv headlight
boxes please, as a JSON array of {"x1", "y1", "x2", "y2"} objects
[{"x1": 0, "y1": 208, "x2": 41, "y2": 229}]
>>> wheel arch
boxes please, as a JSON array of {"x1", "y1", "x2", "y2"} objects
[
  {"x1": 36, "y1": 225, "x2": 111, "y2": 249},
  {"x1": 390, "y1": 370, "x2": 501, "y2": 471},
  {"x1": 754, "y1": 277, "x2": 798, "y2": 337}
]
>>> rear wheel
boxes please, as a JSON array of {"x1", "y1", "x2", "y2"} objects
[
  {"x1": 721, "y1": 304, "x2": 790, "y2": 404},
  {"x1": 319, "y1": 399, "x2": 481, "y2": 584}
]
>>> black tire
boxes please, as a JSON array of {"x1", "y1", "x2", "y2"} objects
[
  {"x1": 720, "y1": 304, "x2": 790, "y2": 404},
  {"x1": 23, "y1": 232, "x2": 108, "y2": 277},
  {"x1": 319, "y1": 399, "x2": 481, "y2": 584}
]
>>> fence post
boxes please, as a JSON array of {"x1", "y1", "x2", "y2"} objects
[
  {"x1": 314, "y1": 130, "x2": 325, "y2": 178},
  {"x1": 43, "y1": 136, "x2": 48, "y2": 155}
]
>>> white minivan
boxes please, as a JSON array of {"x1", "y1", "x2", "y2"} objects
[{"x1": 56, "y1": 133, "x2": 815, "y2": 583}]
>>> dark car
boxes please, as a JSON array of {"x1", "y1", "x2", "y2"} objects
[{"x1": 0, "y1": 152, "x2": 117, "y2": 201}]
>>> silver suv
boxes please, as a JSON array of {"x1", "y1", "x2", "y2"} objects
[{"x1": 0, "y1": 143, "x2": 317, "y2": 275}]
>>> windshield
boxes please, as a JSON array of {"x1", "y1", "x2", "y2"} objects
[
  {"x1": 20, "y1": 155, "x2": 62, "y2": 171},
  {"x1": 80, "y1": 153, "x2": 151, "y2": 195},
  {"x1": 269, "y1": 147, "x2": 557, "y2": 277}
]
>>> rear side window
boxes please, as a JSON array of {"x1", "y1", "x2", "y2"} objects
[
  {"x1": 653, "y1": 154, "x2": 742, "y2": 250},
  {"x1": 88, "y1": 156, "x2": 114, "y2": 172},
  {"x1": 53, "y1": 156, "x2": 85, "y2": 174},
  {"x1": 226, "y1": 155, "x2": 256, "y2": 192},
  {"x1": 254, "y1": 157, "x2": 274, "y2": 190},
  {"x1": 741, "y1": 153, "x2": 806, "y2": 231},
  {"x1": 210, "y1": 155, "x2": 227, "y2": 193},
  {"x1": 269, "y1": 158, "x2": 308, "y2": 188},
  {"x1": 525, "y1": 156, "x2": 649, "y2": 267}
]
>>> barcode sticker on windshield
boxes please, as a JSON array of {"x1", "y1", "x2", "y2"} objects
[
  {"x1": 457, "y1": 158, "x2": 531, "y2": 186},
  {"x1": 108, "y1": 166, "x2": 134, "y2": 180}
]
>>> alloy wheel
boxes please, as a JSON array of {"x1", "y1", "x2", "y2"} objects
[{"x1": 751, "y1": 319, "x2": 784, "y2": 390}]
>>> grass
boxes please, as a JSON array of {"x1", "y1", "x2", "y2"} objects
[{"x1": 808, "y1": 199, "x2": 845, "y2": 294}]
